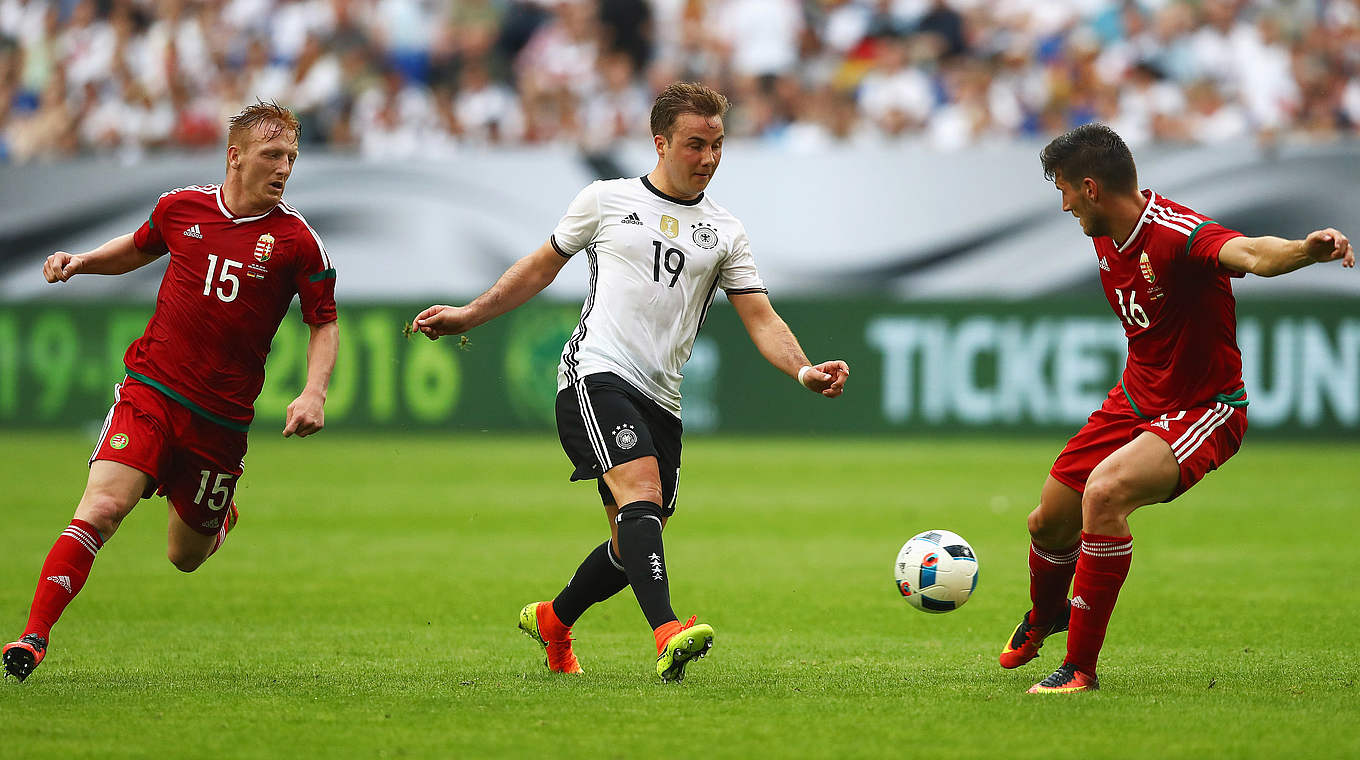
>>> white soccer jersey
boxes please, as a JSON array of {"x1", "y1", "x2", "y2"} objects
[{"x1": 551, "y1": 176, "x2": 767, "y2": 416}]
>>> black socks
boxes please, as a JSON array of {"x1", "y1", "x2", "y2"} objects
[
  {"x1": 552, "y1": 539, "x2": 629, "y2": 626},
  {"x1": 615, "y1": 500, "x2": 676, "y2": 629}
]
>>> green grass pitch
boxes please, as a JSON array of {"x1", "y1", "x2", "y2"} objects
[{"x1": 2, "y1": 432, "x2": 1357, "y2": 758}]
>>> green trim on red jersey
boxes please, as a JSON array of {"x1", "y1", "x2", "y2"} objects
[
  {"x1": 1184, "y1": 220, "x2": 1217, "y2": 257},
  {"x1": 308, "y1": 268, "x2": 336, "y2": 283},
  {"x1": 1213, "y1": 386, "x2": 1249, "y2": 408},
  {"x1": 1119, "y1": 381, "x2": 1149, "y2": 419},
  {"x1": 124, "y1": 368, "x2": 250, "y2": 432}
]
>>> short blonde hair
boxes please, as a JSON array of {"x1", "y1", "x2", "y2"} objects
[
  {"x1": 649, "y1": 82, "x2": 729, "y2": 141},
  {"x1": 228, "y1": 100, "x2": 300, "y2": 148}
]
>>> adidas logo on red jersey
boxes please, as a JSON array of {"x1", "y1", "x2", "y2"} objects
[
  {"x1": 1098, "y1": 256, "x2": 1110, "y2": 272},
  {"x1": 183, "y1": 224, "x2": 203, "y2": 239}
]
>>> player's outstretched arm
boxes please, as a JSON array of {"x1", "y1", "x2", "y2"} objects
[
  {"x1": 729, "y1": 291, "x2": 849, "y2": 398},
  {"x1": 42, "y1": 233, "x2": 161, "y2": 283},
  {"x1": 1217, "y1": 228, "x2": 1353, "y2": 277},
  {"x1": 283, "y1": 320, "x2": 339, "y2": 438},
  {"x1": 412, "y1": 240, "x2": 570, "y2": 340}
]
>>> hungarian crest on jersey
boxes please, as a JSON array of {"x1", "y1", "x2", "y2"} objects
[
  {"x1": 1139, "y1": 251, "x2": 1156, "y2": 284},
  {"x1": 254, "y1": 233, "x2": 275, "y2": 263}
]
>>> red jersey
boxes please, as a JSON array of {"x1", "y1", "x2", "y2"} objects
[
  {"x1": 1094, "y1": 190, "x2": 1246, "y2": 417},
  {"x1": 127, "y1": 184, "x2": 337, "y2": 430}
]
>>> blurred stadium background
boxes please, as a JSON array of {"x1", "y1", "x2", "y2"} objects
[
  {"x1": 3, "y1": 3, "x2": 1360, "y2": 755},
  {"x1": 1, "y1": 0, "x2": 1358, "y2": 437}
]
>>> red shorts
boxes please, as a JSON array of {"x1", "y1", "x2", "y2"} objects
[
  {"x1": 91, "y1": 377, "x2": 247, "y2": 535},
  {"x1": 1050, "y1": 385, "x2": 1248, "y2": 501}
]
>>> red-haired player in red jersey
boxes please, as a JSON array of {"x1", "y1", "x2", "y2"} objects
[
  {"x1": 3, "y1": 101, "x2": 339, "y2": 683},
  {"x1": 999, "y1": 124, "x2": 1353, "y2": 694}
]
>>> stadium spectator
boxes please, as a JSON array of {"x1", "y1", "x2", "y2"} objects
[
  {"x1": 580, "y1": 49, "x2": 650, "y2": 151},
  {"x1": 454, "y1": 56, "x2": 524, "y2": 145},
  {"x1": 856, "y1": 34, "x2": 935, "y2": 137},
  {"x1": 2, "y1": 0, "x2": 1359, "y2": 162}
]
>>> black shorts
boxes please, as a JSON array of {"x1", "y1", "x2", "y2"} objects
[{"x1": 555, "y1": 372, "x2": 683, "y2": 515}]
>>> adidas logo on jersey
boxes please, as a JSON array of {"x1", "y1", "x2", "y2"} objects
[
  {"x1": 183, "y1": 224, "x2": 203, "y2": 239},
  {"x1": 1071, "y1": 595, "x2": 1091, "y2": 610},
  {"x1": 621, "y1": 212, "x2": 643, "y2": 225},
  {"x1": 1098, "y1": 256, "x2": 1110, "y2": 272},
  {"x1": 46, "y1": 575, "x2": 73, "y2": 594}
]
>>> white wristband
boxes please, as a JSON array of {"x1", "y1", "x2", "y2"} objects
[{"x1": 797, "y1": 365, "x2": 815, "y2": 388}]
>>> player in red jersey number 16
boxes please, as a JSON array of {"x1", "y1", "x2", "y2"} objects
[
  {"x1": 5, "y1": 101, "x2": 339, "y2": 683},
  {"x1": 1004, "y1": 123, "x2": 1351, "y2": 694}
]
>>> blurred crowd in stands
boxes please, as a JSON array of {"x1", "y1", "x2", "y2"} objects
[{"x1": 2, "y1": 0, "x2": 1358, "y2": 162}]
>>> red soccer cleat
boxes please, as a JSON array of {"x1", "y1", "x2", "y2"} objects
[
  {"x1": 999, "y1": 601, "x2": 1071, "y2": 669},
  {"x1": 1027, "y1": 663, "x2": 1099, "y2": 693},
  {"x1": 3, "y1": 634, "x2": 48, "y2": 683}
]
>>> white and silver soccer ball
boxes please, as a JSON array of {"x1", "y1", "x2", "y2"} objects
[{"x1": 894, "y1": 529, "x2": 979, "y2": 613}]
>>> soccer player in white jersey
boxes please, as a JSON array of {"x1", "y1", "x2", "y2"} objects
[{"x1": 413, "y1": 82, "x2": 849, "y2": 682}]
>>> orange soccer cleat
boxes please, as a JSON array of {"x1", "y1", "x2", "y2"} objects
[
  {"x1": 518, "y1": 601, "x2": 583, "y2": 675},
  {"x1": 999, "y1": 601, "x2": 1071, "y2": 669},
  {"x1": 1027, "y1": 663, "x2": 1099, "y2": 694}
]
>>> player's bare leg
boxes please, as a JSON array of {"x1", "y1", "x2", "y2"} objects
[
  {"x1": 1030, "y1": 476, "x2": 1083, "y2": 549},
  {"x1": 602, "y1": 457, "x2": 713, "y2": 681},
  {"x1": 73, "y1": 460, "x2": 150, "y2": 538},
  {"x1": 1002, "y1": 476, "x2": 1082, "y2": 669},
  {"x1": 166, "y1": 501, "x2": 237, "y2": 573},
  {"x1": 1030, "y1": 433, "x2": 1178, "y2": 693},
  {"x1": 5, "y1": 461, "x2": 147, "y2": 682},
  {"x1": 1080, "y1": 433, "x2": 1178, "y2": 536}
]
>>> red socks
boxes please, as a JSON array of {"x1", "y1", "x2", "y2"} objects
[
  {"x1": 24, "y1": 519, "x2": 104, "y2": 641},
  {"x1": 1028, "y1": 541, "x2": 1079, "y2": 626},
  {"x1": 207, "y1": 502, "x2": 238, "y2": 559},
  {"x1": 1064, "y1": 532, "x2": 1133, "y2": 676}
]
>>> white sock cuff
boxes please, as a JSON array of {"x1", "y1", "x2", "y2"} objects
[{"x1": 1032, "y1": 542, "x2": 1080, "y2": 565}]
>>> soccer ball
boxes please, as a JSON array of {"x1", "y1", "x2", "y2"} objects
[{"x1": 894, "y1": 530, "x2": 978, "y2": 613}]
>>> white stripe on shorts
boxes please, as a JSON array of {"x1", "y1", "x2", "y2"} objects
[
  {"x1": 1172, "y1": 403, "x2": 1232, "y2": 462},
  {"x1": 575, "y1": 382, "x2": 612, "y2": 472},
  {"x1": 89, "y1": 380, "x2": 124, "y2": 466},
  {"x1": 667, "y1": 467, "x2": 680, "y2": 511},
  {"x1": 1170, "y1": 405, "x2": 1217, "y2": 453}
]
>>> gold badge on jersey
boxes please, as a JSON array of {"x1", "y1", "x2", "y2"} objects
[
  {"x1": 254, "y1": 233, "x2": 275, "y2": 263},
  {"x1": 1139, "y1": 251, "x2": 1156, "y2": 284},
  {"x1": 659, "y1": 215, "x2": 679, "y2": 240}
]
